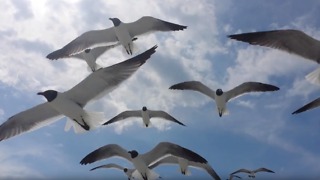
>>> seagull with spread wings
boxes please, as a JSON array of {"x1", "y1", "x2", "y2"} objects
[
  {"x1": 47, "y1": 16, "x2": 186, "y2": 58},
  {"x1": 231, "y1": 167, "x2": 275, "y2": 178},
  {"x1": 169, "y1": 81, "x2": 279, "y2": 117},
  {"x1": 80, "y1": 142, "x2": 220, "y2": 180}
]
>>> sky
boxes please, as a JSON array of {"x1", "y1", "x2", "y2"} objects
[{"x1": 0, "y1": 0, "x2": 320, "y2": 179}]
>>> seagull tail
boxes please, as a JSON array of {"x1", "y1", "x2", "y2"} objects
[
  {"x1": 65, "y1": 119, "x2": 87, "y2": 134},
  {"x1": 83, "y1": 111, "x2": 105, "y2": 130},
  {"x1": 121, "y1": 41, "x2": 140, "y2": 56},
  {"x1": 86, "y1": 63, "x2": 103, "y2": 72},
  {"x1": 148, "y1": 169, "x2": 161, "y2": 180},
  {"x1": 305, "y1": 67, "x2": 320, "y2": 86}
]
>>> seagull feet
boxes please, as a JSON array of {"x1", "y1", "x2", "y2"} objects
[
  {"x1": 73, "y1": 118, "x2": 90, "y2": 131},
  {"x1": 126, "y1": 43, "x2": 133, "y2": 55}
]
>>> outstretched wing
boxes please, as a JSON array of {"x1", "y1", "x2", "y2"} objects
[
  {"x1": 169, "y1": 81, "x2": 216, "y2": 99},
  {"x1": 292, "y1": 97, "x2": 320, "y2": 114}
]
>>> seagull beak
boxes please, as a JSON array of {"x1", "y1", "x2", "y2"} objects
[
  {"x1": 109, "y1": 18, "x2": 113, "y2": 21},
  {"x1": 37, "y1": 92, "x2": 44, "y2": 96}
]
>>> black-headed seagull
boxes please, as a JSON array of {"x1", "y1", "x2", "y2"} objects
[
  {"x1": 0, "y1": 45, "x2": 157, "y2": 141},
  {"x1": 148, "y1": 156, "x2": 221, "y2": 180},
  {"x1": 292, "y1": 97, "x2": 320, "y2": 114},
  {"x1": 231, "y1": 168, "x2": 275, "y2": 178},
  {"x1": 90, "y1": 163, "x2": 136, "y2": 180},
  {"x1": 169, "y1": 81, "x2": 279, "y2": 117},
  {"x1": 80, "y1": 142, "x2": 214, "y2": 180},
  {"x1": 228, "y1": 29, "x2": 320, "y2": 85},
  {"x1": 103, "y1": 106, "x2": 186, "y2": 128},
  {"x1": 46, "y1": 16, "x2": 186, "y2": 58}
]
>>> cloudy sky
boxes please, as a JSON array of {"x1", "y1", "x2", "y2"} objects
[{"x1": 1, "y1": 0, "x2": 320, "y2": 179}]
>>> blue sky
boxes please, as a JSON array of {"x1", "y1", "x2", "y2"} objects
[{"x1": 0, "y1": 0, "x2": 320, "y2": 179}]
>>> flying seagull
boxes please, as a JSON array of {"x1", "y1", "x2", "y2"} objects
[
  {"x1": 169, "y1": 81, "x2": 279, "y2": 117},
  {"x1": 46, "y1": 16, "x2": 186, "y2": 59},
  {"x1": 0, "y1": 45, "x2": 157, "y2": 141},
  {"x1": 292, "y1": 97, "x2": 320, "y2": 114},
  {"x1": 228, "y1": 29, "x2": 320, "y2": 85},
  {"x1": 148, "y1": 156, "x2": 221, "y2": 179},
  {"x1": 62, "y1": 37, "x2": 138, "y2": 72},
  {"x1": 90, "y1": 163, "x2": 136, "y2": 180},
  {"x1": 103, "y1": 106, "x2": 186, "y2": 128},
  {"x1": 80, "y1": 142, "x2": 219, "y2": 180},
  {"x1": 231, "y1": 168, "x2": 275, "y2": 178}
]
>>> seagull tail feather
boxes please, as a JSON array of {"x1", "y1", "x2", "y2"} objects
[
  {"x1": 305, "y1": 67, "x2": 320, "y2": 86},
  {"x1": 64, "y1": 119, "x2": 87, "y2": 134},
  {"x1": 83, "y1": 111, "x2": 105, "y2": 130}
]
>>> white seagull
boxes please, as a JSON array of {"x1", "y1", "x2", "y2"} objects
[
  {"x1": 103, "y1": 106, "x2": 186, "y2": 127},
  {"x1": 148, "y1": 156, "x2": 221, "y2": 180},
  {"x1": 90, "y1": 163, "x2": 136, "y2": 180},
  {"x1": 46, "y1": 16, "x2": 186, "y2": 58},
  {"x1": 80, "y1": 142, "x2": 218, "y2": 180},
  {"x1": 292, "y1": 97, "x2": 320, "y2": 114},
  {"x1": 231, "y1": 168, "x2": 275, "y2": 178},
  {"x1": 0, "y1": 45, "x2": 157, "y2": 141},
  {"x1": 169, "y1": 81, "x2": 279, "y2": 117},
  {"x1": 61, "y1": 37, "x2": 138, "y2": 72},
  {"x1": 228, "y1": 29, "x2": 320, "y2": 85}
]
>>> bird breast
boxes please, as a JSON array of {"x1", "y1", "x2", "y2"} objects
[
  {"x1": 141, "y1": 110, "x2": 150, "y2": 125},
  {"x1": 214, "y1": 94, "x2": 227, "y2": 109},
  {"x1": 114, "y1": 24, "x2": 132, "y2": 45},
  {"x1": 131, "y1": 156, "x2": 148, "y2": 175},
  {"x1": 178, "y1": 158, "x2": 189, "y2": 172},
  {"x1": 49, "y1": 94, "x2": 85, "y2": 120}
]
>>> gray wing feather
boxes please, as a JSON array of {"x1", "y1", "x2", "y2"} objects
[
  {"x1": 169, "y1": 81, "x2": 216, "y2": 100},
  {"x1": 149, "y1": 110, "x2": 185, "y2": 126},
  {"x1": 188, "y1": 161, "x2": 221, "y2": 180},
  {"x1": 141, "y1": 142, "x2": 208, "y2": 166},
  {"x1": 231, "y1": 168, "x2": 252, "y2": 175},
  {"x1": 292, "y1": 97, "x2": 320, "y2": 114},
  {"x1": 0, "y1": 103, "x2": 62, "y2": 141},
  {"x1": 90, "y1": 163, "x2": 125, "y2": 171},
  {"x1": 80, "y1": 144, "x2": 131, "y2": 165},
  {"x1": 254, "y1": 167, "x2": 275, "y2": 173},
  {"x1": 64, "y1": 45, "x2": 158, "y2": 107},
  {"x1": 125, "y1": 16, "x2": 187, "y2": 37},
  {"x1": 225, "y1": 82, "x2": 279, "y2": 102},
  {"x1": 90, "y1": 43, "x2": 120, "y2": 58},
  {"x1": 228, "y1": 29, "x2": 320, "y2": 63},
  {"x1": 46, "y1": 28, "x2": 117, "y2": 59},
  {"x1": 103, "y1": 110, "x2": 141, "y2": 125}
]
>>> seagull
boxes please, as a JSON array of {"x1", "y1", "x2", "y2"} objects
[
  {"x1": 228, "y1": 29, "x2": 320, "y2": 85},
  {"x1": 231, "y1": 168, "x2": 275, "y2": 178},
  {"x1": 148, "y1": 156, "x2": 221, "y2": 179},
  {"x1": 90, "y1": 163, "x2": 136, "y2": 180},
  {"x1": 226, "y1": 174, "x2": 242, "y2": 180},
  {"x1": 0, "y1": 45, "x2": 157, "y2": 141},
  {"x1": 80, "y1": 142, "x2": 218, "y2": 180},
  {"x1": 46, "y1": 16, "x2": 187, "y2": 59},
  {"x1": 292, "y1": 97, "x2": 320, "y2": 114},
  {"x1": 169, "y1": 81, "x2": 279, "y2": 117},
  {"x1": 103, "y1": 106, "x2": 186, "y2": 127},
  {"x1": 63, "y1": 37, "x2": 138, "y2": 72}
]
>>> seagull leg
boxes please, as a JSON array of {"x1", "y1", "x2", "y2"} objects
[{"x1": 73, "y1": 117, "x2": 90, "y2": 131}]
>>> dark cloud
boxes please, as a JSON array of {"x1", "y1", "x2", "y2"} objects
[{"x1": 10, "y1": 0, "x2": 34, "y2": 20}]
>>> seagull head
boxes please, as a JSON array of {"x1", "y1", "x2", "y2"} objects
[
  {"x1": 142, "y1": 106, "x2": 147, "y2": 111},
  {"x1": 216, "y1": 89, "x2": 223, "y2": 96},
  {"x1": 84, "y1": 49, "x2": 91, "y2": 53},
  {"x1": 128, "y1": 150, "x2": 139, "y2": 158},
  {"x1": 123, "y1": 168, "x2": 128, "y2": 172},
  {"x1": 109, "y1": 18, "x2": 121, "y2": 27},
  {"x1": 37, "y1": 90, "x2": 58, "y2": 102}
]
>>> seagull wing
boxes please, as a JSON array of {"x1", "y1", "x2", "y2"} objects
[
  {"x1": 231, "y1": 168, "x2": 252, "y2": 175},
  {"x1": 46, "y1": 28, "x2": 117, "y2": 59},
  {"x1": 188, "y1": 161, "x2": 221, "y2": 180},
  {"x1": 169, "y1": 81, "x2": 216, "y2": 100},
  {"x1": 228, "y1": 29, "x2": 320, "y2": 63},
  {"x1": 142, "y1": 142, "x2": 208, "y2": 166},
  {"x1": 148, "y1": 110, "x2": 186, "y2": 126},
  {"x1": 80, "y1": 144, "x2": 131, "y2": 165},
  {"x1": 225, "y1": 82, "x2": 279, "y2": 102},
  {"x1": 253, "y1": 167, "x2": 275, "y2": 173},
  {"x1": 90, "y1": 43, "x2": 120, "y2": 58},
  {"x1": 125, "y1": 16, "x2": 187, "y2": 37},
  {"x1": 0, "y1": 103, "x2": 63, "y2": 141},
  {"x1": 292, "y1": 97, "x2": 320, "y2": 114},
  {"x1": 103, "y1": 110, "x2": 141, "y2": 125},
  {"x1": 90, "y1": 163, "x2": 126, "y2": 171},
  {"x1": 63, "y1": 45, "x2": 157, "y2": 107},
  {"x1": 229, "y1": 174, "x2": 242, "y2": 180},
  {"x1": 148, "y1": 156, "x2": 179, "y2": 169}
]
